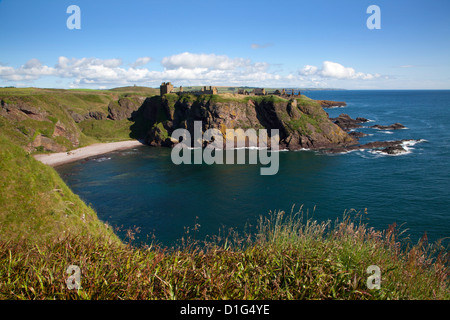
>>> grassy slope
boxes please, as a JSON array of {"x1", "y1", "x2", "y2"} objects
[
  {"x1": 0, "y1": 86, "x2": 157, "y2": 243},
  {"x1": 0, "y1": 133, "x2": 120, "y2": 244},
  {"x1": 0, "y1": 86, "x2": 158, "y2": 151}
]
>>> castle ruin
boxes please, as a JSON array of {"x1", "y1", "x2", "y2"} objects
[
  {"x1": 160, "y1": 82, "x2": 217, "y2": 96},
  {"x1": 238, "y1": 87, "x2": 301, "y2": 98},
  {"x1": 160, "y1": 82, "x2": 300, "y2": 98},
  {"x1": 160, "y1": 82, "x2": 174, "y2": 95}
]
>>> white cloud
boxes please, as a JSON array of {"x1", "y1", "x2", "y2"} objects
[
  {"x1": 300, "y1": 65, "x2": 318, "y2": 76},
  {"x1": 0, "y1": 58, "x2": 55, "y2": 81},
  {"x1": 55, "y1": 57, "x2": 124, "y2": 80},
  {"x1": 130, "y1": 56, "x2": 152, "y2": 68},
  {"x1": 161, "y1": 52, "x2": 250, "y2": 70},
  {"x1": 300, "y1": 61, "x2": 380, "y2": 80},
  {"x1": 0, "y1": 54, "x2": 385, "y2": 89},
  {"x1": 0, "y1": 53, "x2": 282, "y2": 87}
]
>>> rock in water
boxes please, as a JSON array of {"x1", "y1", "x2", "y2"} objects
[
  {"x1": 317, "y1": 100, "x2": 347, "y2": 108},
  {"x1": 371, "y1": 123, "x2": 406, "y2": 130},
  {"x1": 382, "y1": 145, "x2": 407, "y2": 155},
  {"x1": 349, "y1": 131, "x2": 369, "y2": 139},
  {"x1": 330, "y1": 114, "x2": 367, "y2": 131}
]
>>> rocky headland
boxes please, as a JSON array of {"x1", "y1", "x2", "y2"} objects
[
  {"x1": 140, "y1": 94, "x2": 418, "y2": 156},
  {"x1": 142, "y1": 94, "x2": 357, "y2": 151},
  {"x1": 0, "y1": 87, "x2": 420, "y2": 159}
]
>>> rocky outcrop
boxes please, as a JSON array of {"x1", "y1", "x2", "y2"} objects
[
  {"x1": 370, "y1": 123, "x2": 406, "y2": 130},
  {"x1": 68, "y1": 111, "x2": 85, "y2": 123},
  {"x1": 323, "y1": 113, "x2": 418, "y2": 154},
  {"x1": 108, "y1": 97, "x2": 145, "y2": 121},
  {"x1": 330, "y1": 114, "x2": 369, "y2": 131},
  {"x1": 88, "y1": 111, "x2": 106, "y2": 120},
  {"x1": 29, "y1": 135, "x2": 67, "y2": 152},
  {"x1": 317, "y1": 100, "x2": 347, "y2": 108},
  {"x1": 325, "y1": 139, "x2": 420, "y2": 155},
  {"x1": 142, "y1": 94, "x2": 357, "y2": 150},
  {"x1": 349, "y1": 131, "x2": 369, "y2": 139},
  {"x1": 1, "y1": 100, "x2": 47, "y2": 121},
  {"x1": 382, "y1": 145, "x2": 407, "y2": 155},
  {"x1": 69, "y1": 110, "x2": 106, "y2": 123}
]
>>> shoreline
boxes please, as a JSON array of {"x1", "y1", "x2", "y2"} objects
[{"x1": 33, "y1": 140, "x2": 146, "y2": 167}]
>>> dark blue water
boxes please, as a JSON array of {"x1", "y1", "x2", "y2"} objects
[{"x1": 57, "y1": 90, "x2": 450, "y2": 247}]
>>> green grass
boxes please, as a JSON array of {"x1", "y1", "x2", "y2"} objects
[
  {"x1": 77, "y1": 119, "x2": 135, "y2": 143},
  {"x1": 0, "y1": 134, "x2": 119, "y2": 244},
  {"x1": 109, "y1": 86, "x2": 159, "y2": 95},
  {"x1": 0, "y1": 209, "x2": 448, "y2": 300},
  {"x1": 243, "y1": 95, "x2": 289, "y2": 104},
  {"x1": 195, "y1": 93, "x2": 289, "y2": 105},
  {"x1": 152, "y1": 122, "x2": 169, "y2": 141},
  {"x1": 287, "y1": 114, "x2": 323, "y2": 135},
  {"x1": 296, "y1": 95, "x2": 322, "y2": 108},
  {"x1": 162, "y1": 93, "x2": 178, "y2": 111}
]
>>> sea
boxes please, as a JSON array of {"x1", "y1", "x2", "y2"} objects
[{"x1": 56, "y1": 90, "x2": 450, "y2": 247}]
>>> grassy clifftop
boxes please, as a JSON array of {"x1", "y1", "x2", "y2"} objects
[
  {"x1": 0, "y1": 86, "x2": 158, "y2": 153},
  {"x1": 0, "y1": 87, "x2": 351, "y2": 153}
]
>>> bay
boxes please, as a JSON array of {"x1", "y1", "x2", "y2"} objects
[{"x1": 57, "y1": 90, "x2": 450, "y2": 247}]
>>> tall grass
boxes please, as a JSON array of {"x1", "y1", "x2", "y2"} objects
[{"x1": 1, "y1": 208, "x2": 448, "y2": 300}]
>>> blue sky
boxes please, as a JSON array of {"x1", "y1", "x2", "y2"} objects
[{"x1": 0, "y1": 0, "x2": 449, "y2": 89}]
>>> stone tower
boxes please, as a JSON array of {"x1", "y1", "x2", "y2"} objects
[{"x1": 160, "y1": 82, "x2": 174, "y2": 96}]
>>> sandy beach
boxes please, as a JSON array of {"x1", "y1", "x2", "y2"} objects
[{"x1": 33, "y1": 140, "x2": 145, "y2": 167}]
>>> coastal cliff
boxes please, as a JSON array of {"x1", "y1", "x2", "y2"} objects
[
  {"x1": 0, "y1": 87, "x2": 155, "y2": 153},
  {"x1": 0, "y1": 87, "x2": 414, "y2": 156},
  {"x1": 143, "y1": 93, "x2": 357, "y2": 150}
]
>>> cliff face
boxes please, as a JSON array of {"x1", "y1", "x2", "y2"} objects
[
  {"x1": 144, "y1": 94, "x2": 357, "y2": 150},
  {"x1": 0, "y1": 88, "x2": 148, "y2": 153},
  {"x1": 0, "y1": 88, "x2": 356, "y2": 153}
]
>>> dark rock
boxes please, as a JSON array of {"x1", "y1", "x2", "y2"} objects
[
  {"x1": 330, "y1": 114, "x2": 366, "y2": 131},
  {"x1": 87, "y1": 111, "x2": 106, "y2": 120},
  {"x1": 317, "y1": 100, "x2": 347, "y2": 108},
  {"x1": 17, "y1": 103, "x2": 41, "y2": 116},
  {"x1": 349, "y1": 131, "x2": 369, "y2": 139},
  {"x1": 69, "y1": 110, "x2": 106, "y2": 122},
  {"x1": 108, "y1": 97, "x2": 144, "y2": 121},
  {"x1": 382, "y1": 145, "x2": 407, "y2": 155},
  {"x1": 324, "y1": 139, "x2": 420, "y2": 154},
  {"x1": 69, "y1": 111, "x2": 85, "y2": 123},
  {"x1": 358, "y1": 140, "x2": 407, "y2": 149},
  {"x1": 371, "y1": 123, "x2": 406, "y2": 130},
  {"x1": 2, "y1": 102, "x2": 47, "y2": 121}
]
